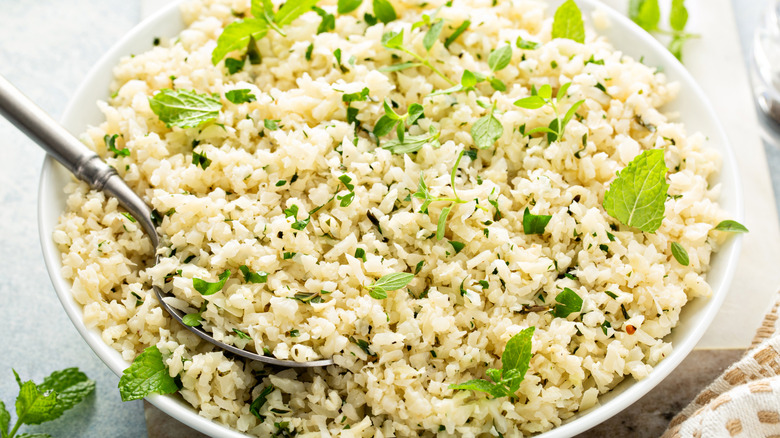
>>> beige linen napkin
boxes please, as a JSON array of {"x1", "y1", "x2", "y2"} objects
[{"x1": 662, "y1": 293, "x2": 780, "y2": 437}]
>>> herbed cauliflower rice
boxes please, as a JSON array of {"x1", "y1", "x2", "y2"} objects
[{"x1": 54, "y1": 0, "x2": 732, "y2": 435}]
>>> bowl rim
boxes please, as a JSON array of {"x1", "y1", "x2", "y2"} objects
[{"x1": 37, "y1": 1, "x2": 744, "y2": 437}]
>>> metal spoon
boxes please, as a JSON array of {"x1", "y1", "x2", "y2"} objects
[{"x1": 0, "y1": 75, "x2": 333, "y2": 368}]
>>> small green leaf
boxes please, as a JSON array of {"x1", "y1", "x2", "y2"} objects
[
  {"x1": 552, "y1": 0, "x2": 585, "y2": 43},
  {"x1": 378, "y1": 61, "x2": 420, "y2": 72},
  {"x1": 264, "y1": 119, "x2": 280, "y2": 130},
  {"x1": 501, "y1": 326, "x2": 535, "y2": 386},
  {"x1": 444, "y1": 20, "x2": 470, "y2": 49},
  {"x1": 338, "y1": 0, "x2": 363, "y2": 14},
  {"x1": 382, "y1": 129, "x2": 439, "y2": 154},
  {"x1": 629, "y1": 0, "x2": 661, "y2": 32},
  {"x1": 225, "y1": 89, "x2": 257, "y2": 104},
  {"x1": 669, "y1": 0, "x2": 688, "y2": 32},
  {"x1": 513, "y1": 96, "x2": 546, "y2": 109},
  {"x1": 149, "y1": 89, "x2": 222, "y2": 128},
  {"x1": 603, "y1": 149, "x2": 669, "y2": 233},
  {"x1": 182, "y1": 312, "x2": 202, "y2": 327},
  {"x1": 104, "y1": 134, "x2": 129, "y2": 157},
  {"x1": 0, "y1": 400, "x2": 9, "y2": 437},
  {"x1": 407, "y1": 103, "x2": 425, "y2": 125},
  {"x1": 522, "y1": 208, "x2": 552, "y2": 235},
  {"x1": 342, "y1": 87, "x2": 370, "y2": 103},
  {"x1": 249, "y1": 385, "x2": 275, "y2": 420},
  {"x1": 274, "y1": 0, "x2": 319, "y2": 27},
  {"x1": 239, "y1": 265, "x2": 268, "y2": 283},
  {"x1": 437, "y1": 206, "x2": 452, "y2": 240},
  {"x1": 552, "y1": 287, "x2": 583, "y2": 318},
  {"x1": 211, "y1": 18, "x2": 269, "y2": 65},
  {"x1": 368, "y1": 287, "x2": 387, "y2": 300},
  {"x1": 370, "y1": 272, "x2": 414, "y2": 292},
  {"x1": 488, "y1": 45, "x2": 512, "y2": 72},
  {"x1": 449, "y1": 241, "x2": 465, "y2": 254},
  {"x1": 713, "y1": 220, "x2": 749, "y2": 233},
  {"x1": 118, "y1": 345, "x2": 179, "y2": 401},
  {"x1": 423, "y1": 19, "x2": 444, "y2": 51},
  {"x1": 225, "y1": 57, "x2": 245, "y2": 74},
  {"x1": 449, "y1": 379, "x2": 507, "y2": 398},
  {"x1": 381, "y1": 29, "x2": 404, "y2": 49},
  {"x1": 516, "y1": 37, "x2": 540, "y2": 50},
  {"x1": 233, "y1": 328, "x2": 252, "y2": 340},
  {"x1": 313, "y1": 6, "x2": 336, "y2": 34},
  {"x1": 372, "y1": 0, "x2": 396, "y2": 24},
  {"x1": 192, "y1": 270, "x2": 231, "y2": 295},
  {"x1": 35, "y1": 368, "x2": 95, "y2": 423},
  {"x1": 671, "y1": 242, "x2": 689, "y2": 266},
  {"x1": 471, "y1": 113, "x2": 503, "y2": 149},
  {"x1": 14, "y1": 375, "x2": 58, "y2": 426}
]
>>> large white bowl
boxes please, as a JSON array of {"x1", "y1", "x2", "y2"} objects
[{"x1": 38, "y1": 1, "x2": 744, "y2": 436}]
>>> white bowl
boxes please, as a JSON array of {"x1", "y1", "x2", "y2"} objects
[{"x1": 38, "y1": 1, "x2": 744, "y2": 436}]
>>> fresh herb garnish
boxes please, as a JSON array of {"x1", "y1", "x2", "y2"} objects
[
  {"x1": 104, "y1": 134, "x2": 130, "y2": 157},
  {"x1": 380, "y1": 29, "x2": 455, "y2": 85},
  {"x1": 449, "y1": 326, "x2": 535, "y2": 400},
  {"x1": 313, "y1": 6, "x2": 335, "y2": 34},
  {"x1": 514, "y1": 82, "x2": 584, "y2": 143},
  {"x1": 372, "y1": 0, "x2": 396, "y2": 24},
  {"x1": 516, "y1": 37, "x2": 540, "y2": 50},
  {"x1": 444, "y1": 20, "x2": 470, "y2": 49},
  {"x1": 552, "y1": 0, "x2": 585, "y2": 43},
  {"x1": 365, "y1": 272, "x2": 414, "y2": 299},
  {"x1": 713, "y1": 220, "x2": 749, "y2": 233},
  {"x1": 192, "y1": 270, "x2": 231, "y2": 295},
  {"x1": 263, "y1": 119, "x2": 280, "y2": 130},
  {"x1": 118, "y1": 345, "x2": 179, "y2": 401},
  {"x1": 239, "y1": 265, "x2": 268, "y2": 283},
  {"x1": 249, "y1": 385, "x2": 275, "y2": 420},
  {"x1": 0, "y1": 368, "x2": 95, "y2": 438},
  {"x1": 603, "y1": 149, "x2": 669, "y2": 233},
  {"x1": 233, "y1": 328, "x2": 252, "y2": 340},
  {"x1": 471, "y1": 103, "x2": 503, "y2": 149},
  {"x1": 149, "y1": 89, "x2": 222, "y2": 128},
  {"x1": 192, "y1": 150, "x2": 212, "y2": 170},
  {"x1": 671, "y1": 242, "x2": 689, "y2": 266},
  {"x1": 338, "y1": 0, "x2": 362, "y2": 14},
  {"x1": 630, "y1": 0, "x2": 694, "y2": 60},
  {"x1": 522, "y1": 207, "x2": 552, "y2": 235},
  {"x1": 225, "y1": 89, "x2": 257, "y2": 104},
  {"x1": 552, "y1": 287, "x2": 583, "y2": 318}
]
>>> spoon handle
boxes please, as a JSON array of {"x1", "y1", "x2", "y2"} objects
[{"x1": 0, "y1": 75, "x2": 157, "y2": 246}]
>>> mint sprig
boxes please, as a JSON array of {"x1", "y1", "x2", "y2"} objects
[
  {"x1": 118, "y1": 345, "x2": 179, "y2": 402},
  {"x1": 551, "y1": 0, "x2": 585, "y2": 43},
  {"x1": 149, "y1": 89, "x2": 222, "y2": 128},
  {"x1": 0, "y1": 368, "x2": 95, "y2": 438},
  {"x1": 450, "y1": 327, "x2": 535, "y2": 400},
  {"x1": 629, "y1": 0, "x2": 695, "y2": 60},
  {"x1": 365, "y1": 272, "x2": 414, "y2": 299},
  {"x1": 603, "y1": 149, "x2": 669, "y2": 233}
]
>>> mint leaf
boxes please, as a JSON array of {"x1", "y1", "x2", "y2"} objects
[
  {"x1": 629, "y1": 0, "x2": 660, "y2": 32},
  {"x1": 669, "y1": 0, "x2": 688, "y2": 32},
  {"x1": 501, "y1": 327, "x2": 535, "y2": 388},
  {"x1": 14, "y1": 375, "x2": 58, "y2": 426},
  {"x1": 522, "y1": 208, "x2": 552, "y2": 235},
  {"x1": 423, "y1": 20, "x2": 444, "y2": 51},
  {"x1": 239, "y1": 265, "x2": 268, "y2": 283},
  {"x1": 471, "y1": 113, "x2": 503, "y2": 149},
  {"x1": 552, "y1": 0, "x2": 585, "y2": 43},
  {"x1": 449, "y1": 379, "x2": 506, "y2": 398},
  {"x1": 367, "y1": 272, "x2": 414, "y2": 299},
  {"x1": 516, "y1": 37, "x2": 540, "y2": 50},
  {"x1": 249, "y1": 385, "x2": 275, "y2": 420},
  {"x1": 488, "y1": 45, "x2": 512, "y2": 72},
  {"x1": 713, "y1": 220, "x2": 749, "y2": 233},
  {"x1": 552, "y1": 288, "x2": 583, "y2": 318},
  {"x1": 444, "y1": 20, "x2": 470, "y2": 49},
  {"x1": 182, "y1": 312, "x2": 203, "y2": 327},
  {"x1": 513, "y1": 96, "x2": 546, "y2": 109},
  {"x1": 0, "y1": 400, "x2": 9, "y2": 437},
  {"x1": 382, "y1": 128, "x2": 440, "y2": 154},
  {"x1": 274, "y1": 0, "x2": 319, "y2": 27},
  {"x1": 671, "y1": 242, "x2": 689, "y2": 266},
  {"x1": 437, "y1": 206, "x2": 452, "y2": 240},
  {"x1": 313, "y1": 6, "x2": 335, "y2": 34},
  {"x1": 225, "y1": 89, "x2": 257, "y2": 104},
  {"x1": 36, "y1": 368, "x2": 95, "y2": 422},
  {"x1": 342, "y1": 87, "x2": 370, "y2": 103},
  {"x1": 372, "y1": 0, "x2": 396, "y2": 24},
  {"x1": 338, "y1": 0, "x2": 362, "y2": 14},
  {"x1": 211, "y1": 18, "x2": 269, "y2": 65},
  {"x1": 192, "y1": 270, "x2": 231, "y2": 295},
  {"x1": 149, "y1": 89, "x2": 222, "y2": 128},
  {"x1": 603, "y1": 149, "x2": 669, "y2": 233},
  {"x1": 118, "y1": 346, "x2": 179, "y2": 402}
]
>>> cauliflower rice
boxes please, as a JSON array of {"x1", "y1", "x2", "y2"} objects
[{"x1": 54, "y1": 0, "x2": 731, "y2": 435}]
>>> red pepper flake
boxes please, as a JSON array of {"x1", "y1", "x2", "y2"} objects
[{"x1": 625, "y1": 324, "x2": 636, "y2": 335}]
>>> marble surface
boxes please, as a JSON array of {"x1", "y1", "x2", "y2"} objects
[{"x1": 0, "y1": 0, "x2": 778, "y2": 437}]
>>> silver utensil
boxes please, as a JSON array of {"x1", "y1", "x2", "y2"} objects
[{"x1": 0, "y1": 75, "x2": 333, "y2": 368}]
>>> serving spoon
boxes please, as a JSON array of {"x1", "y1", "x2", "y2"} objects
[{"x1": 0, "y1": 75, "x2": 334, "y2": 368}]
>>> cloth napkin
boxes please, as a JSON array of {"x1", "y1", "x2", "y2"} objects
[{"x1": 662, "y1": 292, "x2": 780, "y2": 437}]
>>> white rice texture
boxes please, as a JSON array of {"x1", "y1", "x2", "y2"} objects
[{"x1": 54, "y1": 0, "x2": 731, "y2": 435}]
